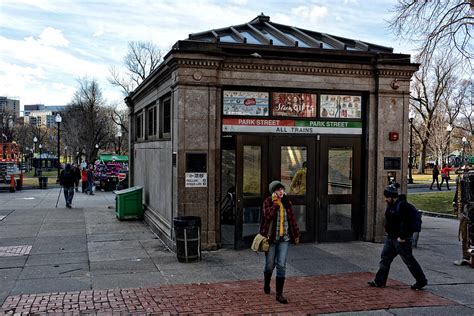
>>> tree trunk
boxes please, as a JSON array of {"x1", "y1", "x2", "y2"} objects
[{"x1": 418, "y1": 142, "x2": 428, "y2": 174}]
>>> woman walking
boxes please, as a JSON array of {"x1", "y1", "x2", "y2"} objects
[
  {"x1": 260, "y1": 180, "x2": 300, "y2": 304},
  {"x1": 430, "y1": 165, "x2": 440, "y2": 190}
]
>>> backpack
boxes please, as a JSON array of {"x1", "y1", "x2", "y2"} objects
[{"x1": 396, "y1": 200, "x2": 422, "y2": 233}]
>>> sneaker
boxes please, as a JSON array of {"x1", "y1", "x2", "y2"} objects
[
  {"x1": 410, "y1": 280, "x2": 427, "y2": 290},
  {"x1": 368, "y1": 281, "x2": 385, "y2": 288},
  {"x1": 454, "y1": 259, "x2": 470, "y2": 266}
]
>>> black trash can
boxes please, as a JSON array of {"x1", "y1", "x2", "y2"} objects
[
  {"x1": 173, "y1": 216, "x2": 201, "y2": 263},
  {"x1": 38, "y1": 177, "x2": 48, "y2": 189},
  {"x1": 16, "y1": 179, "x2": 22, "y2": 191}
]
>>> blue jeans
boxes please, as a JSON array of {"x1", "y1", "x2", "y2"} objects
[
  {"x1": 264, "y1": 240, "x2": 289, "y2": 278},
  {"x1": 374, "y1": 237, "x2": 427, "y2": 286},
  {"x1": 63, "y1": 187, "x2": 74, "y2": 205},
  {"x1": 87, "y1": 180, "x2": 94, "y2": 194}
]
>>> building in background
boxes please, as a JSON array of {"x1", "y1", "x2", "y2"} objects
[
  {"x1": 22, "y1": 104, "x2": 66, "y2": 127},
  {"x1": 0, "y1": 97, "x2": 20, "y2": 118}
]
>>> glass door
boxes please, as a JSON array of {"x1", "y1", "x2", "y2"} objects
[
  {"x1": 318, "y1": 137, "x2": 362, "y2": 241},
  {"x1": 234, "y1": 135, "x2": 268, "y2": 249},
  {"x1": 270, "y1": 137, "x2": 316, "y2": 242}
]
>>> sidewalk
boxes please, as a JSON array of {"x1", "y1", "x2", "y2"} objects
[{"x1": 1, "y1": 188, "x2": 473, "y2": 315}]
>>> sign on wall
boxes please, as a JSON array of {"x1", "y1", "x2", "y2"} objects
[
  {"x1": 223, "y1": 91, "x2": 269, "y2": 116},
  {"x1": 185, "y1": 173, "x2": 208, "y2": 187},
  {"x1": 222, "y1": 118, "x2": 362, "y2": 135},
  {"x1": 320, "y1": 95, "x2": 362, "y2": 119},
  {"x1": 272, "y1": 92, "x2": 316, "y2": 117}
]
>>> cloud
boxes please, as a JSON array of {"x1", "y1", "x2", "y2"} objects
[
  {"x1": 291, "y1": 5, "x2": 328, "y2": 21},
  {"x1": 36, "y1": 27, "x2": 69, "y2": 47}
]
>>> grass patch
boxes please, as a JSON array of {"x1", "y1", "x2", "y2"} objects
[
  {"x1": 412, "y1": 174, "x2": 432, "y2": 182},
  {"x1": 408, "y1": 191, "x2": 455, "y2": 214},
  {"x1": 22, "y1": 177, "x2": 57, "y2": 186}
]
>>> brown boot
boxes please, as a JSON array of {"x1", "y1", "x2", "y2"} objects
[
  {"x1": 275, "y1": 277, "x2": 288, "y2": 304},
  {"x1": 264, "y1": 272, "x2": 272, "y2": 294}
]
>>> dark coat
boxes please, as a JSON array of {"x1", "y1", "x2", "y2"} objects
[
  {"x1": 260, "y1": 196, "x2": 300, "y2": 243},
  {"x1": 384, "y1": 197, "x2": 413, "y2": 240},
  {"x1": 59, "y1": 169, "x2": 76, "y2": 188}
]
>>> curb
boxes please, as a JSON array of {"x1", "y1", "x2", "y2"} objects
[{"x1": 420, "y1": 210, "x2": 457, "y2": 219}]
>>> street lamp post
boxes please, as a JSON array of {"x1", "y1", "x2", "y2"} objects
[
  {"x1": 117, "y1": 131, "x2": 122, "y2": 155},
  {"x1": 55, "y1": 113, "x2": 62, "y2": 180},
  {"x1": 446, "y1": 124, "x2": 453, "y2": 164},
  {"x1": 38, "y1": 144, "x2": 43, "y2": 176},
  {"x1": 64, "y1": 146, "x2": 68, "y2": 164},
  {"x1": 95, "y1": 144, "x2": 99, "y2": 161},
  {"x1": 462, "y1": 137, "x2": 468, "y2": 166},
  {"x1": 33, "y1": 137, "x2": 38, "y2": 176},
  {"x1": 408, "y1": 114, "x2": 415, "y2": 184}
]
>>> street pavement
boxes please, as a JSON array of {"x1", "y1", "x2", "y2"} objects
[{"x1": 0, "y1": 188, "x2": 473, "y2": 315}]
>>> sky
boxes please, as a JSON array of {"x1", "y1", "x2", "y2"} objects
[{"x1": 0, "y1": 0, "x2": 415, "y2": 111}]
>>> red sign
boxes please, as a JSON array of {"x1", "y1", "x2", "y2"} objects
[
  {"x1": 118, "y1": 173, "x2": 127, "y2": 182},
  {"x1": 389, "y1": 132, "x2": 399, "y2": 141}
]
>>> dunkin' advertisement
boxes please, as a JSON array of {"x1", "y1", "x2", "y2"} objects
[
  {"x1": 272, "y1": 92, "x2": 316, "y2": 117},
  {"x1": 223, "y1": 90, "x2": 269, "y2": 116},
  {"x1": 320, "y1": 95, "x2": 362, "y2": 119}
]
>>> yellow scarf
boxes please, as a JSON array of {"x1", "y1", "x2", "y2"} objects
[{"x1": 272, "y1": 195, "x2": 284, "y2": 237}]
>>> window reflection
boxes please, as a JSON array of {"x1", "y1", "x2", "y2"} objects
[
  {"x1": 280, "y1": 146, "x2": 307, "y2": 195},
  {"x1": 328, "y1": 148, "x2": 353, "y2": 194},
  {"x1": 243, "y1": 146, "x2": 261, "y2": 195},
  {"x1": 328, "y1": 204, "x2": 352, "y2": 230}
]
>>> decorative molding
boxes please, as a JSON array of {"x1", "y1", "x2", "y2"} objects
[
  {"x1": 176, "y1": 59, "x2": 220, "y2": 68},
  {"x1": 377, "y1": 70, "x2": 413, "y2": 77},
  {"x1": 173, "y1": 58, "x2": 416, "y2": 78},
  {"x1": 222, "y1": 62, "x2": 373, "y2": 76},
  {"x1": 192, "y1": 71, "x2": 203, "y2": 81}
]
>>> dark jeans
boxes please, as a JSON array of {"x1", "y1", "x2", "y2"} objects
[
  {"x1": 374, "y1": 237, "x2": 427, "y2": 286},
  {"x1": 440, "y1": 176, "x2": 450, "y2": 189},
  {"x1": 430, "y1": 177, "x2": 439, "y2": 189},
  {"x1": 63, "y1": 186, "x2": 74, "y2": 206}
]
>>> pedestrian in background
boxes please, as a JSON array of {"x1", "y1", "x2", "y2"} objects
[
  {"x1": 260, "y1": 180, "x2": 300, "y2": 304},
  {"x1": 86, "y1": 164, "x2": 95, "y2": 195},
  {"x1": 368, "y1": 183, "x2": 428, "y2": 290},
  {"x1": 440, "y1": 163, "x2": 454, "y2": 190},
  {"x1": 429, "y1": 164, "x2": 440, "y2": 190},
  {"x1": 72, "y1": 163, "x2": 81, "y2": 192},
  {"x1": 59, "y1": 163, "x2": 76, "y2": 208},
  {"x1": 81, "y1": 167, "x2": 88, "y2": 193}
]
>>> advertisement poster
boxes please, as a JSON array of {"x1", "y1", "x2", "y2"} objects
[
  {"x1": 320, "y1": 95, "x2": 362, "y2": 119},
  {"x1": 223, "y1": 91, "x2": 269, "y2": 116},
  {"x1": 272, "y1": 92, "x2": 316, "y2": 117}
]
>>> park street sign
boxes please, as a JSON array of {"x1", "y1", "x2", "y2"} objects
[
  {"x1": 222, "y1": 118, "x2": 362, "y2": 135},
  {"x1": 185, "y1": 173, "x2": 208, "y2": 187}
]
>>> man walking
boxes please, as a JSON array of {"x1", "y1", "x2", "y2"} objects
[
  {"x1": 59, "y1": 163, "x2": 76, "y2": 208},
  {"x1": 368, "y1": 183, "x2": 428, "y2": 290},
  {"x1": 86, "y1": 164, "x2": 95, "y2": 195}
]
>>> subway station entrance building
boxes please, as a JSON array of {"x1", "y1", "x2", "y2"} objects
[{"x1": 126, "y1": 14, "x2": 418, "y2": 250}]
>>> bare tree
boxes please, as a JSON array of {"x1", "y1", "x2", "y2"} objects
[
  {"x1": 63, "y1": 77, "x2": 113, "y2": 163},
  {"x1": 457, "y1": 79, "x2": 473, "y2": 134},
  {"x1": 411, "y1": 56, "x2": 457, "y2": 173},
  {"x1": 389, "y1": 0, "x2": 473, "y2": 66},
  {"x1": 109, "y1": 41, "x2": 163, "y2": 96}
]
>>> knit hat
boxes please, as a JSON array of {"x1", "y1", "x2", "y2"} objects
[
  {"x1": 269, "y1": 180, "x2": 285, "y2": 194},
  {"x1": 383, "y1": 183, "x2": 400, "y2": 198}
]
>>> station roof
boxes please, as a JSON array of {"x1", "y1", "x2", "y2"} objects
[{"x1": 187, "y1": 13, "x2": 393, "y2": 53}]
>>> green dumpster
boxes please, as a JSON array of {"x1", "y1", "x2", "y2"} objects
[{"x1": 114, "y1": 186, "x2": 143, "y2": 220}]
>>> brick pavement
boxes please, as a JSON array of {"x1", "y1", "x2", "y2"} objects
[{"x1": 1, "y1": 272, "x2": 455, "y2": 315}]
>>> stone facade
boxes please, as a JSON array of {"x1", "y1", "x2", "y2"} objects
[{"x1": 127, "y1": 28, "x2": 418, "y2": 250}]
